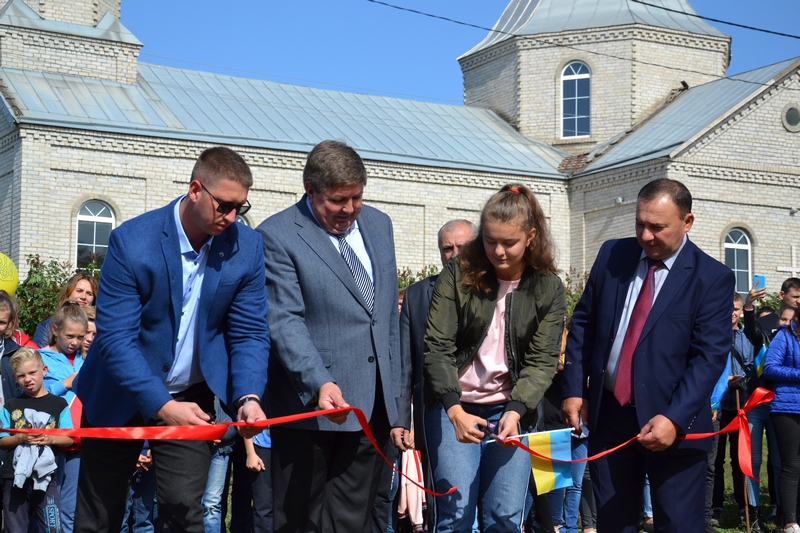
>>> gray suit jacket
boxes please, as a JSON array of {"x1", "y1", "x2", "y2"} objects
[{"x1": 257, "y1": 197, "x2": 403, "y2": 432}]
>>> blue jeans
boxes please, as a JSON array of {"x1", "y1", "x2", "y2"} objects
[
  {"x1": 57, "y1": 451, "x2": 80, "y2": 533},
  {"x1": 643, "y1": 474, "x2": 653, "y2": 518},
  {"x1": 548, "y1": 438, "x2": 587, "y2": 533},
  {"x1": 203, "y1": 445, "x2": 231, "y2": 533},
  {"x1": 747, "y1": 403, "x2": 781, "y2": 507},
  {"x1": 121, "y1": 466, "x2": 157, "y2": 533},
  {"x1": 426, "y1": 402, "x2": 530, "y2": 533}
]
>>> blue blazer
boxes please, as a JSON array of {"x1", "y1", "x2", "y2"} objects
[
  {"x1": 257, "y1": 198, "x2": 403, "y2": 432},
  {"x1": 75, "y1": 198, "x2": 270, "y2": 427},
  {"x1": 562, "y1": 238, "x2": 733, "y2": 451}
]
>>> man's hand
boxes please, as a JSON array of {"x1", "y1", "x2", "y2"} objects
[
  {"x1": 494, "y1": 411, "x2": 521, "y2": 448},
  {"x1": 562, "y1": 397, "x2": 588, "y2": 437},
  {"x1": 318, "y1": 382, "x2": 350, "y2": 424},
  {"x1": 638, "y1": 414, "x2": 680, "y2": 451},
  {"x1": 155, "y1": 400, "x2": 211, "y2": 426},
  {"x1": 390, "y1": 427, "x2": 414, "y2": 451},
  {"x1": 447, "y1": 405, "x2": 487, "y2": 444},
  {"x1": 745, "y1": 282, "x2": 767, "y2": 310},
  {"x1": 237, "y1": 396, "x2": 267, "y2": 438}
]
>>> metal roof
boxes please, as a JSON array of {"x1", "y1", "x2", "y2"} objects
[
  {"x1": 463, "y1": 0, "x2": 727, "y2": 58},
  {"x1": 579, "y1": 58, "x2": 800, "y2": 174},
  {"x1": 0, "y1": 63, "x2": 567, "y2": 177}
]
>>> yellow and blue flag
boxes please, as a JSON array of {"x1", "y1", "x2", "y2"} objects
[
  {"x1": 528, "y1": 428, "x2": 574, "y2": 494},
  {"x1": 755, "y1": 345, "x2": 767, "y2": 377}
]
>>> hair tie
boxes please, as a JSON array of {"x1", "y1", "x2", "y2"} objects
[{"x1": 509, "y1": 187, "x2": 520, "y2": 194}]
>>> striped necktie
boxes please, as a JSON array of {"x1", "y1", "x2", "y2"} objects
[{"x1": 336, "y1": 233, "x2": 374, "y2": 313}]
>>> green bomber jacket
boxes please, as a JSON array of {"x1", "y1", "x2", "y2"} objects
[{"x1": 423, "y1": 259, "x2": 566, "y2": 428}]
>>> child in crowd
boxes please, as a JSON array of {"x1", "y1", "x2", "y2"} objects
[
  {"x1": 0, "y1": 348, "x2": 73, "y2": 532},
  {"x1": 81, "y1": 306, "x2": 96, "y2": 356},
  {"x1": 244, "y1": 429, "x2": 273, "y2": 533},
  {"x1": 0, "y1": 291, "x2": 24, "y2": 406},
  {"x1": 40, "y1": 304, "x2": 88, "y2": 533}
]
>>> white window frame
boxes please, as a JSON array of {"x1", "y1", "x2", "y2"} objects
[
  {"x1": 561, "y1": 61, "x2": 591, "y2": 139},
  {"x1": 724, "y1": 228, "x2": 752, "y2": 296},
  {"x1": 75, "y1": 200, "x2": 116, "y2": 269}
]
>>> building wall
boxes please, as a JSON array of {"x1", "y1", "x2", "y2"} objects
[
  {"x1": 0, "y1": 25, "x2": 140, "y2": 83},
  {"x1": 6, "y1": 0, "x2": 120, "y2": 25},
  {"x1": 461, "y1": 26, "x2": 729, "y2": 154},
  {"x1": 460, "y1": 41, "x2": 520, "y2": 127},
  {"x1": 3, "y1": 125, "x2": 571, "y2": 278}
]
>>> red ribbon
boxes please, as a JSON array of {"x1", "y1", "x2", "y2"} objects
[
  {"x1": 4, "y1": 406, "x2": 457, "y2": 498},
  {"x1": 7, "y1": 388, "x2": 772, "y2": 495},
  {"x1": 497, "y1": 387, "x2": 773, "y2": 481}
]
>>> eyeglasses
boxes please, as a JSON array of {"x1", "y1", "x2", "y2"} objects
[{"x1": 200, "y1": 183, "x2": 251, "y2": 216}]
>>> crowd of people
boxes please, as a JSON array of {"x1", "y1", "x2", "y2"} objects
[{"x1": 0, "y1": 141, "x2": 794, "y2": 533}]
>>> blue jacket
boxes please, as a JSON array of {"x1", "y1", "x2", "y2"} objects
[
  {"x1": 720, "y1": 327, "x2": 754, "y2": 411},
  {"x1": 763, "y1": 324, "x2": 800, "y2": 414},
  {"x1": 40, "y1": 348, "x2": 84, "y2": 405},
  {"x1": 75, "y1": 198, "x2": 270, "y2": 427}
]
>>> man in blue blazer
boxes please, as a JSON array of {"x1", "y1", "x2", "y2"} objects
[
  {"x1": 257, "y1": 140, "x2": 404, "y2": 533},
  {"x1": 562, "y1": 179, "x2": 734, "y2": 533},
  {"x1": 74, "y1": 147, "x2": 270, "y2": 533}
]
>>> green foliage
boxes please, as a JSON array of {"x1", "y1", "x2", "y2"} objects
[
  {"x1": 563, "y1": 268, "x2": 589, "y2": 318},
  {"x1": 758, "y1": 291, "x2": 782, "y2": 314},
  {"x1": 398, "y1": 265, "x2": 439, "y2": 290},
  {"x1": 14, "y1": 254, "x2": 99, "y2": 336}
]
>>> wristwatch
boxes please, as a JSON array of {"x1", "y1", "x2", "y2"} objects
[{"x1": 234, "y1": 396, "x2": 260, "y2": 410}]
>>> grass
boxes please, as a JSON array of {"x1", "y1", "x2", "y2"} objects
[{"x1": 715, "y1": 439, "x2": 777, "y2": 533}]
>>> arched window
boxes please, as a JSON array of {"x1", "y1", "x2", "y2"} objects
[
  {"x1": 562, "y1": 62, "x2": 591, "y2": 138},
  {"x1": 76, "y1": 200, "x2": 115, "y2": 269},
  {"x1": 724, "y1": 229, "x2": 751, "y2": 295}
]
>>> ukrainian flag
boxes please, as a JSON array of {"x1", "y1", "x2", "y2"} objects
[
  {"x1": 528, "y1": 428, "x2": 574, "y2": 494},
  {"x1": 755, "y1": 345, "x2": 767, "y2": 377}
]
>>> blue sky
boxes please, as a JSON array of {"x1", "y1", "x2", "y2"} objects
[{"x1": 121, "y1": 1, "x2": 800, "y2": 106}]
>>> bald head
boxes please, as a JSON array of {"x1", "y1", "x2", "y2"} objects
[{"x1": 438, "y1": 219, "x2": 477, "y2": 266}]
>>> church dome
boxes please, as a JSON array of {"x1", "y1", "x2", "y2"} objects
[{"x1": 462, "y1": 0, "x2": 728, "y2": 57}]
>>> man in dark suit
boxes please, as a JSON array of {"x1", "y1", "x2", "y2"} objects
[
  {"x1": 257, "y1": 140, "x2": 404, "y2": 533},
  {"x1": 562, "y1": 178, "x2": 734, "y2": 533},
  {"x1": 394, "y1": 219, "x2": 476, "y2": 525},
  {"x1": 74, "y1": 147, "x2": 270, "y2": 532}
]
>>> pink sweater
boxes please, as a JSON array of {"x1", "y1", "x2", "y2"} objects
[{"x1": 459, "y1": 279, "x2": 519, "y2": 404}]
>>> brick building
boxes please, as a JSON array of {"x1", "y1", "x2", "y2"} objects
[{"x1": 0, "y1": 0, "x2": 798, "y2": 295}]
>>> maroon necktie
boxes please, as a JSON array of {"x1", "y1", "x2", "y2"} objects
[{"x1": 614, "y1": 258, "x2": 662, "y2": 406}]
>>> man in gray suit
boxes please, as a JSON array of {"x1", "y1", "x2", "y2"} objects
[{"x1": 257, "y1": 140, "x2": 404, "y2": 533}]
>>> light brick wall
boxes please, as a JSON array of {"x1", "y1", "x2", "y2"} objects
[
  {"x1": 0, "y1": 26, "x2": 140, "y2": 83},
  {"x1": 461, "y1": 26, "x2": 729, "y2": 154},
  {"x1": 1, "y1": 126, "x2": 571, "y2": 279},
  {"x1": 5, "y1": 0, "x2": 120, "y2": 25}
]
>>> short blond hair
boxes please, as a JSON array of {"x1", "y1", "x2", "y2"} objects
[{"x1": 9, "y1": 348, "x2": 43, "y2": 373}]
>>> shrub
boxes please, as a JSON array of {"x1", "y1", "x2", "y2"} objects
[{"x1": 398, "y1": 265, "x2": 439, "y2": 290}]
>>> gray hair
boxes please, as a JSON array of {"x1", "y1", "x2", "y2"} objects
[{"x1": 437, "y1": 219, "x2": 477, "y2": 249}]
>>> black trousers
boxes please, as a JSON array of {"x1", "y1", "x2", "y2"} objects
[
  {"x1": 73, "y1": 382, "x2": 214, "y2": 533},
  {"x1": 271, "y1": 401, "x2": 391, "y2": 533},
  {"x1": 772, "y1": 412, "x2": 800, "y2": 524},
  {"x1": 590, "y1": 391, "x2": 708, "y2": 533}
]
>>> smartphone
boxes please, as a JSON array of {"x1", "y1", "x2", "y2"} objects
[{"x1": 753, "y1": 275, "x2": 766, "y2": 290}]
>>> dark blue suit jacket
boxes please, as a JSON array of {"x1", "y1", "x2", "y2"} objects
[
  {"x1": 75, "y1": 198, "x2": 270, "y2": 427},
  {"x1": 399, "y1": 275, "x2": 437, "y2": 442},
  {"x1": 562, "y1": 237, "x2": 733, "y2": 450}
]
